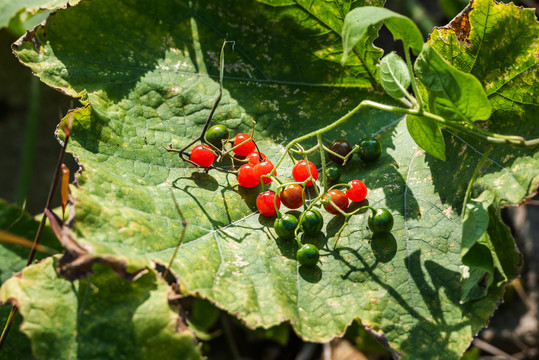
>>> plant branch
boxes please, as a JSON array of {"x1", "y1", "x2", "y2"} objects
[
  {"x1": 404, "y1": 46, "x2": 422, "y2": 110},
  {"x1": 461, "y1": 145, "x2": 493, "y2": 217},
  {"x1": 0, "y1": 112, "x2": 74, "y2": 351}
]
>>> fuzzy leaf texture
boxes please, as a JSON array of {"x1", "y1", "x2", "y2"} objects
[{"x1": 6, "y1": 0, "x2": 538, "y2": 359}]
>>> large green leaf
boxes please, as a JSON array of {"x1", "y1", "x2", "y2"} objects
[
  {"x1": 426, "y1": 0, "x2": 538, "y2": 302},
  {"x1": 9, "y1": 0, "x2": 537, "y2": 358},
  {"x1": 0, "y1": 257, "x2": 202, "y2": 360},
  {"x1": 428, "y1": 0, "x2": 539, "y2": 206}
]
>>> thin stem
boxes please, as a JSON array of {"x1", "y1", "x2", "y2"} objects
[
  {"x1": 290, "y1": 143, "x2": 320, "y2": 155},
  {"x1": 0, "y1": 306, "x2": 17, "y2": 350},
  {"x1": 317, "y1": 134, "x2": 328, "y2": 193},
  {"x1": 404, "y1": 46, "x2": 422, "y2": 110},
  {"x1": 272, "y1": 100, "x2": 368, "y2": 172},
  {"x1": 273, "y1": 188, "x2": 281, "y2": 218},
  {"x1": 419, "y1": 111, "x2": 539, "y2": 146},
  {"x1": 1, "y1": 112, "x2": 73, "y2": 351},
  {"x1": 333, "y1": 215, "x2": 351, "y2": 248},
  {"x1": 27, "y1": 123, "x2": 72, "y2": 265},
  {"x1": 326, "y1": 198, "x2": 348, "y2": 217},
  {"x1": 461, "y1": 145, "x2": 493, "y2": 218},
  {"x1": 360, "y1": 100, "x2": 539, "y2": 147},
  {"x1": 333, "y1": 205, "x2": 375, "y2": 248},
  {"x1": 303, "y1": 153, "x2": 319, "y2": 197},
  {"x1": 198, "y1": 41, "x2": 230, "y2": 145},
  {"x1": 294, "y1": 234, "x2": 303, "y2": 249},
  {"x1": 322, "y1": 144, "x2": 358, "y2": 166}
]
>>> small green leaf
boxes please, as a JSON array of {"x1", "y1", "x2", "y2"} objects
[
  {"x1": 460, "y1": 190, "x2": 496, "y2": 302},
  {"x1": 461, "y1": 190, "x2": 494, "y2": 260},
  {"x1": 0, "y1": 257, "x2": 203, "y2": 360},
  {"x1": 460, "y1": 205, "x2": 520, "y2": 303},
  {"x1": 414, "y1": 43, "x2": 492, "y2": 122},
  {"x1": 342, "y1": 6, "x2": 423, "y2": 64},
  {"x1": 406, "y1": 114, "x2": 446, "y2": 161},
  {"x1": 486, "y1": 206, "x2": 519, "y2": 287},
  {"x1": 379, "y1": 52, "x2": 411, "y2": 102},
  {"x1": 461, "y1": 259, "x2": 492, "y2": 303}
]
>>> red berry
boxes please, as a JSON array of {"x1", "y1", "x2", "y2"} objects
[
  {"x1": 247, "y1": 151, "x2": 267, "y2": 165},
  {"x1": 256, "y1": 190, "x2": 281, "y2": 217},
  {"x1": 190, "y1": 144, "x2": 215, "y2": 167},
  {"x1": 323, "y1": 189, "x2": 349, "y2": 215},
  {"x1": 233, "y1": 134, "x2": 256, "y2": 157},
  {"x1": 292, "y1": 160, "x2": 318, "y2": 186},
  {"x1": 279, "y1": 184, "x2": 304, "y2": 209},
  {"x1": 253, "y1": 160, "x2": 275, "y2": 185},
  {"x1": 346, "y1": 180, "x2": 367, "y2": 202},
  {"x1": 237, "y1": 164, "x2": 260, "y2": 188}
]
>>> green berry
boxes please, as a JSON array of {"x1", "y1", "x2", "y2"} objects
[
  {"x1": 368, "y1": 208, "x2": 394, "y2": 234},
  {"x1": 205, "y1": 125, "x2": 229, "y2": 149},
  {"x1": 300, "y1": 209, "x2": 324, "y2": 235},
  {"x1": 274, "y1": 214, "x2": 299, "y2": 240},
  {"x1": 358, "y1": 137, "x2": 382, "y2": 162},
  {"x1": 325, "y1": 165, "x2": 341, "y2": 183},
  {"x1": 297, "y1": 244, "x2": 319, "y2": 267}
]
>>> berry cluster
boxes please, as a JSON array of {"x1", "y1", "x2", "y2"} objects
[{"x1": 167, "y1": 123, "x2": 394, "y2": 268}]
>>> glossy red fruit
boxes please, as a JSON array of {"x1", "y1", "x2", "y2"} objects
[
  {"x1": 323, "y1": 189, "x2": 349, "y2": 215},
  {"x1": 247, "y1": 151, "x2": 267, "y2": 165},
  {"x1": 292, "y1": 160, "x2": 318, "y2": 186},
  {"x1": 279, "y1": 184, "x2": 304, "y2": 209},
  {"x1": 237, "y1": 164, "x2": 260, "y2": 188},
  {"x1": 346, "y1": 180, "x2": 367, "y2": 202},
  {"x1": 190, "y1": 144, "x2": 215, "y2": 167},
  {"x1": 253, "y1": 160, "x2": 275, "y2": 185},
  {"x1": 233, "y1": 134, "x2": 256, "y2": 157},
  {"x1": 256, "y1": 190, "x2": 281, "y2": 217}
]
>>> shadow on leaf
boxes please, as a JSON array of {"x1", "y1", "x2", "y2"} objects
[
  {"x1": 370, "y1": 232, "x2": 397, "y2": 263},
  {"x1": 298, "y1": 265, "x2": 322, "y2": 283}
]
